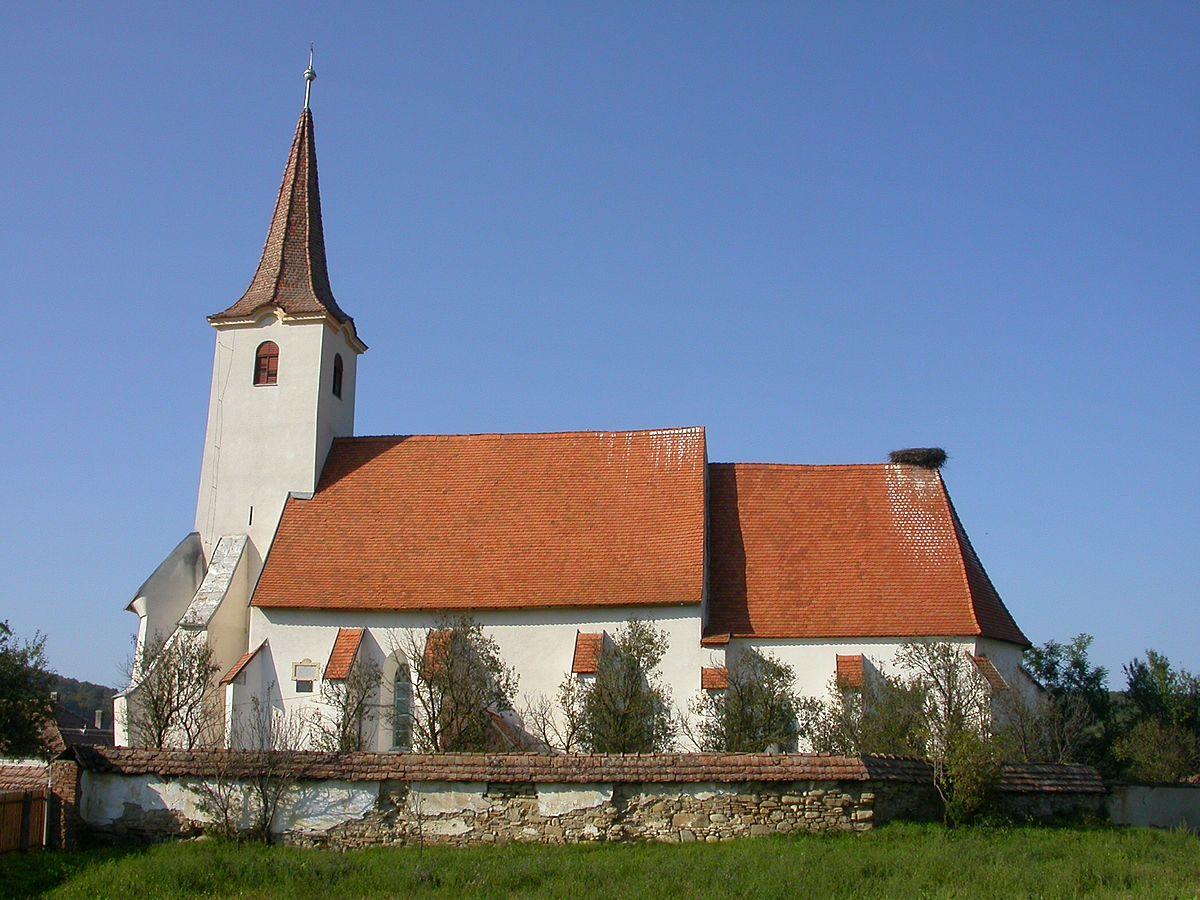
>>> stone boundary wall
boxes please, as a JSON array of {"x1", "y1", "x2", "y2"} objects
[{"x1": 70, "y1": 748, "x2": 1105, "y2": 848}]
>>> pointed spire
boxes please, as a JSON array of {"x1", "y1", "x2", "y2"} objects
[
  {"x1": 304, "y1": 44, "x2": 316, "y2": 111},
  {"x1": 211, "y1": 73, "x2": 355, "y2": 330}
]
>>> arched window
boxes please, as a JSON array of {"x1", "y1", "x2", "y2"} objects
[
  {"x1": 332, "y1": 353, "x2": 344, "y2": 398},
  {"x1": 254, "y1": 341, "x2": 279, "y2": 386},
  {"x1": 392, "y1": 662, "x2": 413, "y2": 751}
]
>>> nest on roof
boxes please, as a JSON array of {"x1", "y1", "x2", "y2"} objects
[{"x1": 888, "y1": 447, "x2": 948, "y2": 469}]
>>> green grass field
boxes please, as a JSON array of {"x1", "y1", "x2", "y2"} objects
[{"x1": 3, "y1": 824, "x2": 1197, "y2": 899}]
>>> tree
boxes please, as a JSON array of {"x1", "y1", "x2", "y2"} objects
[
  {"x1": 122, "y1": 631, "x2": 221, "y2": 749},
  {"x1": 999, "y1": 689, "x2": 1096, "y2": 766},
  {"x1": 194, "y1": 689, "x2": 309, "y2": 843},
  {"x1": 896, "y1": 642, "x2": 1004, "y2": 826},
  {"x1": 394, "y1": 616, "x2": 519, "y2": 752},
  {"x1": 797, "y1": 671, "x2": 926, "y2": 758},
  {"x1": 1114, "y1": 650, "x2": 1200, "y2": 782},
  {"x1": 1123, "y1": 650, "x2": 1200, "y2": 735},
  {"x1": 1022, "y1": 634, "x2": 1111, "y2": 771},
  {"x1": 311, "y1": 654, "x2": 381, "y2": 753},
  {"x1": 521, "y1": 676, "x2": 587, "y2": 753},
  {"x1": 688, "y1": 649, "x2": 801, "y2": 752},
  {"x1": 577, "y1": 620, "x2": 675, "y2": 753},
  {"x1": 0, "y1": 621, "x2": 54, "y2": 758},
  {"x1": 797, "y1": 642, "x2": 1004, "y2": 825}
]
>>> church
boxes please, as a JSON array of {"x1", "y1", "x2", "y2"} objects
[{"x1": 114, "y1": 68, "x2": 1034, "y2": 751}]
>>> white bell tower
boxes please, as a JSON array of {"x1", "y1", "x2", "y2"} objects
[{"x1": 195, "y1": 57, "x2": 366, "y2": 570}]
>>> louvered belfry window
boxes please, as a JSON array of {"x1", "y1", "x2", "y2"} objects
[
  {"x1": 332, "y1": 353, "x2": 344, "y2": 398},
  {"x1": 254, "y1": 341, "x2": 280, "y2": 386}
]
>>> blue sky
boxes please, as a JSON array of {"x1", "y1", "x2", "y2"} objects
[{"x1": 0, "y1": 3, "x2": 1195, "y2": 686}]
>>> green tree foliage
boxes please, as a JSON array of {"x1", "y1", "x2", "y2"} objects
[
  {"x1": 399, "y1": 616, "x2": 519, "y2": 753},
  {"x1": 1114, "y1": 651, "x2": 1200, "y2": 782},
  {"x1": 894, "y1": 642, "x2": 1005, "y2": 826},
  {"x1": 578, "y1": 620, "x2": 675, "y2": 753},
  {"x1": 797, "y1": 672, "x2": 926, "y2": 758},
  {"x1": 1022, "y1": 634, "x2": 1111, "y2": 771},
  {"x1": 0, "y1": 621, "x2": 55, "y2": 757},
  {"x1": 689, "y1": 649, "x2": 801, "y2": 752},
  {"x1": 796, "y1": 642, "x2": 1002, "y2": 826}
]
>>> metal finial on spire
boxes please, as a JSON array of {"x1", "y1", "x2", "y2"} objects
[{"x1": 303, "y1": 44, "x2": 316, "y2": 111}]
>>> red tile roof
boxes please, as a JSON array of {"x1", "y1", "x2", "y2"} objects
[
  {"x1": 836, "y1": 655, "x2": 866, "y2": 689},
  {"x1": 253, "y1": 428, "x2": 707, "y2": 611},
  {"x1": 701, "y1": 667, "x2": 729, "y2": 690},
  {"x1": 210, "y1": 110, "x2": 356, "y2": 331},
  {"x1": 706, "y1": 463, "x2": 1028, "y2": 645},
  {"x1": 968, "y1": 653, "x2": 1010, "y2": 691},
  {"x1": 572, "y1": 632, "x2": 605, "y2": 674},
  {"x1": 324, "y1": 628, "x2": 364, "y2": 681},
  {"x1": 0, "y1": 764, "x2": 47, "y2": 791},
  {"x1": 220, "y1": 640, "x2": 267, "y2": 686}
]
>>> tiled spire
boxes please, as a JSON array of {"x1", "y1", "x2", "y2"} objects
[{"x1": 211, "y1": 109, "x2": 353, "y2": 325}]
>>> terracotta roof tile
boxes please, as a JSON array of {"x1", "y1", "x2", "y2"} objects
[
  {"x1": 701, "y1": 666, "x2": 729, "y2": 690},
  {"x1": 572, "y1": 632, "x2": 605, "y2": 674},
  {"x1": 324, "y1": 628, "x2": 364, "y2": 681},
  {"x1": 221, "y1": 640, "x2": 267, "y2": 686},
  {"x1": 967, "y1": 653, "x2": 1010, "y2": 691},
  {"x1": 73, "y1": 747, "x2": 1103, "y2": 794},
  {"x1": 253, "y1": 428, "x2": 707, "y2": 611},
  {"x1": 836, "y1": 655, "x2": 866, "y2": 689},
  {"x1": 210, "y1": 110, "x2": 355, "y2": 331},
  {"x1": 706, "y1": 463, "x2": 1028, "y2": 644},
  {"x1": 0, "y1": 764, "x2": 48, "y2": 791}
]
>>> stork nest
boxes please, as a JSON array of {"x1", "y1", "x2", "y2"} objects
[{"x1": 888, "y1": 447, "x2": 948, "y2": 469}]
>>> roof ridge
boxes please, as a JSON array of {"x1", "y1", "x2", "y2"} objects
[
  {"x1": 338, "y1": 425, "x2": 707, "y2": 443},
  {"x1": 711, "y1": 461, "x2": 909, "y2": 471}
]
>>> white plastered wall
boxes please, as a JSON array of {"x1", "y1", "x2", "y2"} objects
[
  {"x1": 976, "y1": 636, "x2": 1042, "y2": 703},
  {"x1": 725, "y1": 636, "x2": 979, "y2": 700},
  {"x1": 194, "y1": 312, "x2": 358, "y2": 571},
  {"x1": 126, "y1": 532, "x2": 207, "y2": 663},
  {"x1": 248, "y1": 604, "x2": 709, "y2": 751}
]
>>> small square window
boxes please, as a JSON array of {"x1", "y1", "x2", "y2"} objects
[{"x1": 293, "y1": 659, "x2": 318, "y2": 693}]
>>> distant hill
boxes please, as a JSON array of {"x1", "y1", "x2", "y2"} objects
[{"x1": 50, "y1": 674, "x2": 118, "y2": 730}]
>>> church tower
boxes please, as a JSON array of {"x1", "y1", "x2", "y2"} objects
[{"x1": 195, "y1": 61, "x2": 366, "y2": 567}]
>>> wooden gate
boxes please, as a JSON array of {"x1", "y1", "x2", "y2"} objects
[{"x1": 0, "y1": 789, "x2": 48, "y2": 852}]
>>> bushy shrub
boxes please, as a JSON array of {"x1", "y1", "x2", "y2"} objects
[
  {"x1": 689, "y1": 649, "x2": 800, "y2": 752},
  {"x1": 797, "y1": 672, "x2": 926, "y2": 758},
  {"x1": 578, "y1": 620, "x2": 675, "y2": 753}
]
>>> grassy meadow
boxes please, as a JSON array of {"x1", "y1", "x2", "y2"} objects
[{"x1": 2, "y1": 823, "x2": 1197, "y2": 899}]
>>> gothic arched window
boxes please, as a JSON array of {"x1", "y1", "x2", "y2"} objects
[
  {"x1": 392, "y1": 662, "x2": 413, "y2": 751},
  {"x1": 332, "y1": 353, "x2": 344, "y2": 398},
  {"x1": 254, "y1": 341, "x2": 279, "y2": 386}
]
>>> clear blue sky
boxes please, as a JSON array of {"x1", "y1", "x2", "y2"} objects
[{"x1": 1, "y1": 4, "x2": 1196, "y2": 687}]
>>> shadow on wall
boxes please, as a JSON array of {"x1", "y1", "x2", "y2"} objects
[{"x1": 706, "y1": 465, "x2": 749, "y2": 635}]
